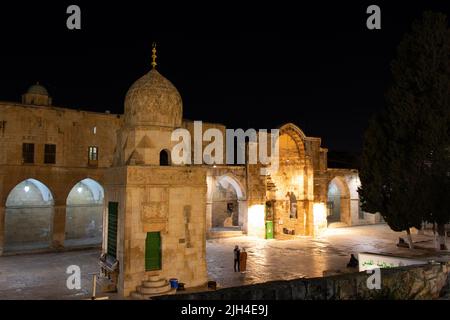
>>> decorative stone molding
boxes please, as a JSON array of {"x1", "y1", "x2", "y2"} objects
[
  {"x1": 127, "y1": 167, "x2": 205, "y2": 186},
  {"x1": 141, "y1": 201, "x2": 168, "y2": 224}
]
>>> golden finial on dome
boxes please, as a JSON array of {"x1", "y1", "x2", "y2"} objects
[{"x1": 151, "y1": 42, "x2": 157, "y2": 69}]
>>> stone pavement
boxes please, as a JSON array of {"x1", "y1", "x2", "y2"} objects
[
  {"x1": 0, "y1": 249, "x2": 101, "y2": 300},
  {"x1": 0, "y1": 224, "x2": 448, "y2": 299},
  {"x1": 206, "y1": 224, "x2": 450, "y2": 288}
]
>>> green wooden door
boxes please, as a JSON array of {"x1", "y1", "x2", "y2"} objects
[
  {"x1": 145, "y1": 232, "x2": 161, "y2": 271},
  {"x1": 107, "y1": 202, "x2": 118, "y2": 258},
  {"x1": 265, "y1": 221, "x2": 274, "y2": 239}
]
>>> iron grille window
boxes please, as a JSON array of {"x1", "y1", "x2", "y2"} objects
[
  {"x1": 22, "y1": 143, "x2": 34, "y2": 164},
  {"x1": 88, "y1": 146, "x2": 98, "y2": 161},
  {"x1": 44, "y1": 144, "x2": 56, "y2": 164}
]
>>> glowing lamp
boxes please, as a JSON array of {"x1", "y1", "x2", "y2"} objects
[
  {"x1": 313, "y1": 202, "x2": 327, "y2": 225},
  {"x1": 248, "y1": 204, "x2": 265, "y2": 238}
]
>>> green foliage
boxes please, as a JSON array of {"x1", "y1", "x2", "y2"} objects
[{"x1": 359, "y1": 11, "x2": 450, "y2": 233}]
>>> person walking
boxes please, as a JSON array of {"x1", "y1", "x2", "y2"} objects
[
  {"x1": 233, "y1": 245, "x2": 241, "y2": 272},
  {"x1": 239, "y1": 248, "x2": 247, "y2": 272}
]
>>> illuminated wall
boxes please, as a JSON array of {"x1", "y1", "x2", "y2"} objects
[
  {"x1": 65, "y1": 178, "x2": 104, "y2": 246},
  {"x1": 269, "y1": 130, "x2": 313, "y2": 237},
  {"x1": 4, "y1": 179, "x2": 54, "y2": 251}
]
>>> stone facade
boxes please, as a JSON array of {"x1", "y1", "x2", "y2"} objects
[
  {"x1": 105, "y1": 166, "x2": 207, "y2": 296},
  {"x1": 0, "y1": 57, "x2": 381, "y2": 297},
  {"x1": 0, "y1": 88, "x2": 121, "y2": 254}
]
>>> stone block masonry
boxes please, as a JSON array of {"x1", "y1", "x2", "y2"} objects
[{"x1": 156, "y1": 262, "x2": 450, "y2": 300}]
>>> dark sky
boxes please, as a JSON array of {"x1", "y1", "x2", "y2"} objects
[{"x1": 0, "y1": 1, "x2": 449, "y2": 152}]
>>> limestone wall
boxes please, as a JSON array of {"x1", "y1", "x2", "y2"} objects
[
  {"x1": 5, "y1": 207, "x2": 53, "y2": 250},
  {"x1": 0, "y1": 102, "x2": 121, "y2": 168},
  {"x1": 158, "y1": 262, "x2": 450, "y2": 300},
  {"x1": 65, "y1": 205, "x2": 103, "y2": 241},
  {"x1": 105, "y1": 165, "x2": 208, "y2": 297},
  {"x1": 246, "y1": 164, "x2": 266, "y2": 238},
  {"x1": 0, "y1": 165, "x2": 108, "y2": 254},
  {"x1": 206, "y1": 167, "x2": 248, "y2": 236},
  {"x1": 268, "y1": 131, "x2": 314, "y2": 237},
  {"x1": 326, "y1": 169, "x2": 383, "y2": 227}
]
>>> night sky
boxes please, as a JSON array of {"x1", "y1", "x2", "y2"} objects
[{"x1": 0, "y1": 1, "x2": 449, "y2": 153}]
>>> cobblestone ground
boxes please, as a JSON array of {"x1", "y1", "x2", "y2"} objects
[{"x1": 0, "y1": 224, "x2": 448, "y2": 299}]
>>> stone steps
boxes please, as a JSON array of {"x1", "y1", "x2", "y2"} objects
[
  {"x1": 137, "y1": 282, "x2": 171, "y2": 294},
  {"x1": 130, "y1": 276, "x2": 176, "y2": 299},
  {"x1": 142, "y1": 279, "x2": 167, "y2": 288}
]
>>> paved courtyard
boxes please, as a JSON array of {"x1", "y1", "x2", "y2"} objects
[
  {"x1": 207, "y1": 224, "x2": 449, "y2": 288},
  {"x1": 0, "y1": 249, "x2": 100, "y2": 300},
  {"x1": 0, "y1": 224, "x2": 448, "y2": 299}
]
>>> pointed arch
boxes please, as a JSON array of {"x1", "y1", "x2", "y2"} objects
[
  {"x1": 159, "y1": 149, "x2": 171, "y2": 166},
  {"x1": 65, "y1": 178, "x2": 104, "y2": 247},
  {"x1": 327, "y1": 176, "x2": 351, "y2": 226},
  {"x1": 208, "y1": 173, "x2": 247, "y2": 231},
  {"x1": 4, "y1": 179, "x2": 54, "y2": 252},
  {"x1": 216, "y1": 174, "x2": 245, "y2": 200}
]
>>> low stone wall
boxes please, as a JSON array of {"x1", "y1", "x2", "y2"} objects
[{"x1": 157, "y1": 262, "x2": 450, "y2": 300}]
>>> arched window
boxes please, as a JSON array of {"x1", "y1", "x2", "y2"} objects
[{"x1": 159, "y1": 150, "x2": 170, "y2": 166}]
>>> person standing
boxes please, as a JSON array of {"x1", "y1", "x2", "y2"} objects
[
  {"x1": 233, "y1": 245, "x2": 241, "y2": 272},
  {"x1": 239, "y1": 248, "x2": 247, "y2": 272}
]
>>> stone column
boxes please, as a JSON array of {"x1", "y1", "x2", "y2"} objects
[
  {"x1": 205, "y1": 201, "x2": 212, "y2": 237},
  {"x1": 306, "y1": 200, "x2": 314, "y2": 237},
  {"x1": 102, "y1": 201, "x2": 108, "y2": 253},
  {"x1": 52, "y1": 205, "x2": 67, "y2": 249},
  {"x1": 341, "y1": 197, "x2": 351, "y2": 226},
  {"x1": 238, "y1": 200, "x2": 248, "y2": 233},
  {"x1": 0, "y1": 206, "x2": 5, "y2": 255}
]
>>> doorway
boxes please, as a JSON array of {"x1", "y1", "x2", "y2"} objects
[{"x1": 145, "y1": 232, "x2": 161, "y2": 271}]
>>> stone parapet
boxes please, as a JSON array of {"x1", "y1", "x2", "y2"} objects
[{"x1": 156, "y1": 262, "x2": 450, "y2": 300}]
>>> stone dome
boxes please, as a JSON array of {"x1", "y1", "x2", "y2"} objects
[
  {"x1": 124, "y1": 69, "x2": 183, "y2": 127},
  {"x1": 22, "y1": 82, "x2": 52, "y2": 106},
  {"x1": 27, "y1": 82, "x2": 49, "y2": 96}
]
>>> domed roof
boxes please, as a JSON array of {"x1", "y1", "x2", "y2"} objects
[
  {"x1": 124, "y1": 69, "x2": 183, "y2": 127},
  {"x1": 27, "y1": 82, "x2": 49, "y2": 96}
]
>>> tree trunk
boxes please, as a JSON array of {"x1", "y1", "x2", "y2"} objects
[
  {"x1": 437, "y1": 223, "x2": 448, "y2": 251},
  {"x1": 433, "y1": 223, "x2": 438, "y2": 248},
  {"x1": 406, "y1": 228, "x2": 414, "y2": 249}
]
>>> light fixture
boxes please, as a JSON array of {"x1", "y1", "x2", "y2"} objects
[
  {"x1": 77, "y1": 187, "x2": 83, "y2": 193},
  {"x1": 313, "y1": 203, "x2": 327, "y2": 225},
  {"x1": 24, "y1": 185, "x2": 30, "y2": 193}
]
